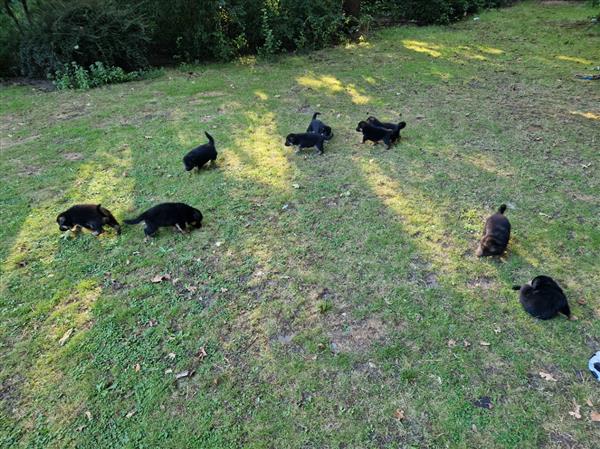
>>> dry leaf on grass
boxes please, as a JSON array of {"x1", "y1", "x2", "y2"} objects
[
  {"x1": 59, "y1": 328, "x2": 74, "y2": 346},
  {"x1": 569, "y1": 401, "x2": 582, "y2": 419},
  {"x1": 447, "y1": 339, "x2": 457, "y2": 348},
  {"x1": 85, "y1": 411, "x2": 92, "y2": 421},
  {"x1": 134, "y1": 363, "x2": 141, "y2": 372},
  {"x1": 196, "y1": 346, "x2": 207, "y2": 361},
  {"x1": 479, "y1": 341, "x2": 491, "y2": 347},
  {"x1": 151, "y1": 274, "x2": 171, "y2": 283},
  {"x1": 586, "y1": 399, "x2": 594, "y2": 407},
  {"x1": 539, "y1": 371, "x2": 557, "y2": 382},
  {"x1": 463, "y1": 340, "x2": 471, "y2": 347},
  {"x1": 394, "y1": 409, "x2": 405, "y2": 421},
  {"x1": 126, "y1": 410, "x2": 136, "y2": 418},
  {"x1": 175, "y1": 370, "x2": 191, "y2": 380},
  {"x1": 591, "y1": 411, "x2": 600, "y2": 422}
]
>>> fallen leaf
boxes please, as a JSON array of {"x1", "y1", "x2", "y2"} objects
[
  {"x1": 165, "y1": 368, "x2": 173, "y2": 374},
  {"x1": 196, "y1": 346, "x2": 207, "y2": 361},
  {"x1": 473, "y1": 396, "x2": 493, "y2": 409},
  {"x1": 479, "y1": 341, "x2": 491, "y2": 347},
  {"x1": 126, "y1": 410, "x2": 136, "y2": 418},
  {"x1": 539, "y1": 371, "x2": 557, "y2": 382},
  {"x1": 586, "y1": 399, "x2": 594, "y2": 407},
  {"x1": 186, "y1": 285, "x2": 197, "y2": 293},
  {"x1": 175, "y1": 370, "x2": 190, "y2": 380},
  {"x1": 151, "y1": 274, "x2": 171, "y2": 283},
  {"x1": 167, "y1": 352, "x2": 176, "y2": 360},
  {"x1": 569, "y1": 401, "x2": 582, "y2": 419},
  {"x1": 59, "y1": 328, "x2": 74, "y2": 346},
  {"x1": 591, "y1": 411, "x2": 600, "y2": 422},
  {"x1": 463, "y1": 340, "x2": 471, "y2": 347},
  {"x1": 220, "y1": 287, "x2": 228, "y2": 293},
  {"x1": 85, "y1": 411, "x2": 92, "y2": 421},
  {"x1": 292, "y1": 183, "x2": 300, "y2": 189},
  {"x1": 447, "y1": 339, "x2": 457, "y2": 348},
  {"x1": 577, "y1": 298, "x2": 586, "y2": 305},
  {"x1": 494, "y1": 326, "x2": 501, "y2": 334},
  {"x1": 134, "y1": 363, "x2": 141, "y2": 372},
  {"x1": 215, "y1": 241, "x2": 223, "y2": 247},
  {"x1": 144, "y1": 135, "x2": 153, "y2": 139},
  {"x1": 394, "y1": 409, "x2": 405, "y2": 421}
]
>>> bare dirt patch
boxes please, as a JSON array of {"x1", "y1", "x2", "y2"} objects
[
  {"x1": 62, "y1": 152, "x2": 84, "y2": 161},
  {"x1": 0, "y1": 134, "x2": 40, "y2": 150},
  {"x1": 328, "y1": 316, "x2": 389, "y2": 354}
]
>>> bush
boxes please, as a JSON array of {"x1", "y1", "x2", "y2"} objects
[
  {"x1": 17, "y1": 0, "x2": 150, "y2": 78},
  {"x1": 52, "y1": 61, "x2": 141, "y2": 90},
  {"x1": 363, "y1": 0, "x2": 519, "y2": 25}
]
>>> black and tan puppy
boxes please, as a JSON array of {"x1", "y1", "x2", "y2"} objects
[
  {"x1": 366, "y1": 116, "x2": 406, "y2": 142},
  {"x1": 356, "y1": 121, "x2": 393, "y2": 149},
  {"x1": 307, "y1": 112, "x2": 333, "y2": 140},
  {"x1": 285, "y1": 132, "x2": 326, "y2": 155},
  {"x1": 183, "y1": 132, "x2": 217, "y2": 172},
  {"x1": 57, "y1": 204, "x2": 121, "y2": 235},
  {"x1": 476, "y1": 204, "x2": 511, "y2": 257},
  {"x1": 124, "y1": 202, "x2": 203, "y2": 237},
  {"x1": 512, "y1": 276, "x2": 571, "y2": 320}
]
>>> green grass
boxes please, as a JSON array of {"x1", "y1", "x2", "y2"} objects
[{"x1": 1, "y1": 2, "x2": 600, "y2": 448}]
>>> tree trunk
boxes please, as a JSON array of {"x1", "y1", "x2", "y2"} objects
[{"x1": 343, "y1": 0, "x2": 360, "y2": 18}]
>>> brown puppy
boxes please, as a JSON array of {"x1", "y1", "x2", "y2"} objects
[{"x1": 476, "y1": 204, "x2": 510, "y2": 257}]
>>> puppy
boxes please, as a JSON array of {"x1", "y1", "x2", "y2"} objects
[
  {"x1": 285, "y1": 133, "x2": 326, "y2": 155},
  {"x1": 356, "y1": 121, "x2": 393, "y2": 149},
  {"x1": 476, "y1": 204, "x2": 511, "y2": 257},
  {"x1": 183, "y1": 132, "x2": 217, "y2": 172},
  {"x1": 306, "y1": 112, "x2": 333, "y2": 140},
  {"x1": 57, "y1": 204, "x2": 121, "y2": 235},
  {"x1": 124, "y1": 202, "x2": 203, "y2": 237},
  {"x1": 366, "y1": 116, "x2": 406, "y2": 142},
  {"x1": 512, "y1": 276, "x2": 571, "y2": 320}
]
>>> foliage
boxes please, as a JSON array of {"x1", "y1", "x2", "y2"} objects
[
  {"x1": 52, "y1": 62, "x2": 142, "y2": 90},
  {"x1": 14, "y1": 0, "x2": 150, "y2": 78},
  {"x1": 1, "y1": 0, "x2": 523, "y2": 79}
]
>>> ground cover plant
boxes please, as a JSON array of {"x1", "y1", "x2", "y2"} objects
[{"x1": 1, "y1": 1, "x2": 599, "y2": 448}]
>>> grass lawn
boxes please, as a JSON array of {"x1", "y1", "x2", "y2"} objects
[{"x1": 1, "y1": 1, "x2": 599, "y2": 448}]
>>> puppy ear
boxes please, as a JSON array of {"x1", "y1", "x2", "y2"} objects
[
  {"x1": 58, "y1": 215, "x2": 66, "y2": 225},
  {"x1": 98, "y1": 205, "x2": 110, "y2": 217}
]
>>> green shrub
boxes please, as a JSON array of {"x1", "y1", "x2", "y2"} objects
[
  {"x1": 18, "y1": 0, "x2": 150, "y2": 78},
  {"x1": 52, "y1": 61, "x2": 140, "y2": 90}
]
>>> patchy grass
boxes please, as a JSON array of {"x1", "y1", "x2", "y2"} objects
[{"x1": 1, "y1": 2, "x2": 599, "y2": 448}]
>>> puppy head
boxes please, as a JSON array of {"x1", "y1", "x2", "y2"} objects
[
  {"x1": 285, "y1": 134, "x2": 297, "y2": 146},
  {"x1": 183, "y1": 155, "x2": 194, "y2": 171},
  {"x1": 476, "y1": 236, "x2": 503, "y2": 257},
  {"x1": 190, "y1": 209, "x2": 203, "y2": 228},
  {"x1": 356, "y1": 121, "x2": 367, "y2": 132},
  {"x1": 398, "y1": 121, "x2": 407, "y2": 130},
  {"x1": 56, "y1": 214, "x2": 71, "y2": 232}
]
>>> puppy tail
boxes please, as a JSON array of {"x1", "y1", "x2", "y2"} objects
[
  {"x1": 124, "y1": 214, "x2": 144, "y2": 225},
  {"x1": 397, "y1": 121, "x2": 407, "y2": 130},
  {"x1": 204, "y1": 132, "x2": 214, "y2": 145},
  {"x1": 498, "y1": 204, "x2": 507, "y2": 214},
  {"x1": 312, "y1": 112, "x2": 321, "y2": 120},
  {"x1": 512, "y1": 285, "x2": 521, "y2": 291}
]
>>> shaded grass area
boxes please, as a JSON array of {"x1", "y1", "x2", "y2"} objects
[{"x1": 1, "y1": 2, "x2": 599, "y2": 448}]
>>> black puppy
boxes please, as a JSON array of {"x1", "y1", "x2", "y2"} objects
[
  {"x1": 183, "y1": 132, "x2": 217, "y2": 172},
  {"x1": 124, "y1": 202, "x2": 203, "y2": 237},
  {"x1": 306, "y1": 112, "x2": 333, "y2": 140},
  {"x1": 476, "y1": 204, "x2": 511, "y2": 257},
  {"x1": 57, "y1": 204, "x2": 121, "y2": 235},
  {"x1": 285, "y1": 133, "x2": 326, "y2": 155},
  {"x1": 366, "y1": 116, "x2": 406, "y2": 142},
  {"x1": 512, "y1": 276, "x2": 571, "y2": 320},
  {"x1": 356, "y1": 121, "x2": 393, "y2": 149}
]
